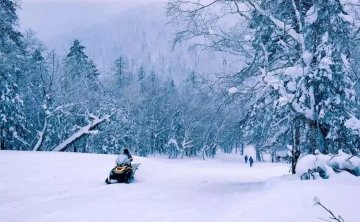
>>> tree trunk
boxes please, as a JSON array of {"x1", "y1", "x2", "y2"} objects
[
  {"x1": 235, "y1": 140, "x2": 238, "y2": 154},
  {"x1": 291, "y1": 118, "x2": 301, "y2": 174},
  {"x1": 202, "y1": 145, "x2": 210, "y2": 160},
  {"x1": 0, "y1": 127, "x2": 4, "y2": 150},
  {"x1": 308, "y1": 119, "x2": 327, "y2": 154},
  {"x1": 256, "y1": 146, "x2": 261, "y2": 161}
]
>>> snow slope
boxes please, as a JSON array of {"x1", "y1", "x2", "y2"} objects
[{"x1": 0, "y1": 151, "x2": 359, "y2": 222}]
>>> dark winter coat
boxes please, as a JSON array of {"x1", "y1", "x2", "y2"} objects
[
  {"x1": 249, "y1": 157, "x2": 254, "y2": 167},
  {"x1": 123, "y1": 149, "x2": 133, "y2": 162},
  {"x1": 125, "y1": 153, "x2": 133, "y2": 162}
]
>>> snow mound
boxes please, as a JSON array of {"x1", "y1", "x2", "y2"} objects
[
  {"x1": 262, "y1": 153, "x2": 272, "y2": 162},
  {"x1": 296, "y1": 154, "x2": 334, "y2": 180},
  {"x1": 328, "y1": 150, "x2": 360, "y2": 176},
  {"x1": 297, "y1": 150, "x2": 360, "y2": 180}
]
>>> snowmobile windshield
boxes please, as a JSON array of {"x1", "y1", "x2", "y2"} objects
[{"x1": 116, "y1": 154, "x2": 130, "y2": 166}]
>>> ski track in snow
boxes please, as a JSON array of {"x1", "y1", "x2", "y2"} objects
[{"x1": 0, "y1": 151, "x2": 359, "y2": 222}]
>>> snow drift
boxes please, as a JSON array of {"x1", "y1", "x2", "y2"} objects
[
  {"x1": 296, "y1": 150, "x2": 360, "y2": 179},
  {"x1": 1, "y1": 151, "x2": 359, "y2": 222}
]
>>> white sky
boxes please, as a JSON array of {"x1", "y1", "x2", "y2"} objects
[
  {"x1": 22, "y1": 0, "x2": 166, "y2": 4},
  {"x1": 19, "y1": 0, "x2": 168, "y2": 46}
]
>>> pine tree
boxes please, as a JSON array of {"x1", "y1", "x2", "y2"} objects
[
  {"x1": 187, "y1": 71, "x2": 197, "y2": 85},
  {"x1": 113, "y1": 56, "x2": 128, "y2": 88},
  {"x1": 63, "y1": 39, "x2": 100, "y2": 100},
  {"x1": 138, "y1": 65, "x2": 145, "y2": 81},
  {"x1": 0, "y1": 0, "x2": 27, "y2": 150},
  {"x1": 87, "y1": 59, "x2": 100, "y2": 92}
]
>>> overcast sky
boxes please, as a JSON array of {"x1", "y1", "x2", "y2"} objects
[
  {"x1": 19, "y1": 0, "x2": 168, "y2": 48},
  {"x1": 22, "y1": 0, "x2": 166, "y2": 4}
]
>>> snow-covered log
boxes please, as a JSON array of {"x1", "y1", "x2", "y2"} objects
[
  {"x1": 33, "y1": 102, "x2": 80, "y2": 151},
  {"x1": 32, "y1": 118, "x2": 48, "y2": 151},
  {"x1": 51, "y1": 112, "x2": 115, "y2": 152}
]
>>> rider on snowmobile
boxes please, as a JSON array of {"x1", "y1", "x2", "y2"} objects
[
  {"x1": 115, "y1": 149, "x2": 132, "y2": 166},
  {"x1": 123, "y1": 148, "x2": 133, "y2": 162},
  {"x1": 106, "y1": 149, "x2": 138, "y2": 184}
]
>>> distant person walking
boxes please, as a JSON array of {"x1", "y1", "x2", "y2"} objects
[
  {"x1": 244, "y1": 155, "x2": 248, "y2": 164},
  {"x1": 249, "y1": 156, "x2": 254, "y2": 167}
]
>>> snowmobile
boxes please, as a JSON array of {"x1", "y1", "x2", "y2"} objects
[{"x1": 105, "y1": 154, "x2": 140, "y2": 184}]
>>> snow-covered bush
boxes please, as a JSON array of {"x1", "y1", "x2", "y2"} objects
[
  {"x1": 296, "y1": 150, "x2": 360, "y2": 179},
  {"x1": 296, "y1": 154, "x2": 333, "y2": 180},
  {"x1": 275, "y1": 149, "x2": 290, "y2": 163},
  {"x1": 328, "y1": 151, "x2": 360, "y2": 176},
  {"x1": 262, "y1": 153, "x2": 272, "y2": 162}
]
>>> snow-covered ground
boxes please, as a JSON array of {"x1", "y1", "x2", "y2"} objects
[{"x1": 0, "y1": 151, "x2": 358, "y2": 222}]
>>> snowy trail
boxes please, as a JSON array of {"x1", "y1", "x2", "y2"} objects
[{"x1": 0, "y1": 151, "x2": 359, "y2": 222}]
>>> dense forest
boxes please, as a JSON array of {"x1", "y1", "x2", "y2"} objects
[
  {"x1": 1, "y1": 0, "x2": 241, "y2": 160},
  {"x1": 1, "y1": 0, "x2": 360, "y2": 169}
]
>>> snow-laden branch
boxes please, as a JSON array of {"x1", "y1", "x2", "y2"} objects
[
  {"x1": 32, "y1": 101, "x2": 77, "y2": 151},
  {"x1": 180, "y1": 131, "x2": 194, "y2": 158},
  {"x1": 261, "y1": 126, "x2": 289, "y2": 150},
  {"x1": 345, "y1": 115, "x2": 360, "y2": 134},
  {"x1": 248, "y1": 1, "x2": 302, "y2": 44},
  {"x1": 291, "y1": 0, "x2": 305, "y2": 48},
  {"x1": 260, "y1": 67, "x2": 315, "y2": 120},
  {"x1": 49, "y1": 103, "x2": 76, "y2": 115},
  {"x1": 51, "y1": 112, "x2": 116, "y2": 152}
]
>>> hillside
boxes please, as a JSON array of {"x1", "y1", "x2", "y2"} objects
[{"x1": 19, "y1": 1, "x2": 236, "y2": 81}]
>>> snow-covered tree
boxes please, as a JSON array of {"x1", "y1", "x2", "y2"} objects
[
  {"x1": 0, "y1": 0, "x2": 28, "y2": 150},
  {"x1": 243, "y1": 0, "x2": 360, "y2": 156},
  {"x1": 168, "y1": 0, "x2": 360, "y2": 166},
  {"x1": 22, "y1": 32, "x2": 50, "y2": 151},
  {"x1": 63, "y1": 39, "x2": 100, "y2": 98},
  {"x1": 0, "y1": 0, "x2": 245, "y2": 158},
  {"x1": 138, "y1": 65, "x2": 145, "y2": 81},
  {"x1": 113, "y1": 55, "x2": 130, "y2": 88}
]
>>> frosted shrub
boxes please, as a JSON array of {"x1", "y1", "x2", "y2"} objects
[
  {"x1": 328, "y1": 150, "x2": 360, "y2": 176},
  {"x1": 296, "y1": 154, "x2": 333, "y2": 180},
  {"x1": 297, "y1": 150, "x2": 360, "y2": 179}
]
